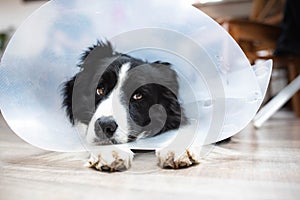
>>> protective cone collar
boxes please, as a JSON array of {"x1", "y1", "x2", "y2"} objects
[{"x1": 0, "y1": 0, "x2": 272, "y2": 152}]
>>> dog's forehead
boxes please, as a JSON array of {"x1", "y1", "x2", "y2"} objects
[
  {"x1": 117, "y1": 62, "x2": 131, "y2": 83},
  {"x1": 120, "y1": 62, "x2": 179, "y2": 97},
  {"x1": 132, "y1": 63, "x2": 176, "y2": 81}
]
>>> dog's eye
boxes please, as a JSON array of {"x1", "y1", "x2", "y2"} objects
[
  {"x1": 96, "y1": 87, "x2": 105, "y2": 96},
  {"x1": 132, "y1": 93, "x2": 143, "y2": 101}
]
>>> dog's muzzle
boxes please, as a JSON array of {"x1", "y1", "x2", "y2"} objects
[{"x1": 95, "y1": 117, "x2": 118, "y2": 139}]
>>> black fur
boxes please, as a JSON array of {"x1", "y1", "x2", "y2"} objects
[
  {"x1": 77, "y1": 40, "x2": 115, "y2": 68},
  {"x1": 62, "y1": 76, "x2": 76, "y2": 124}
]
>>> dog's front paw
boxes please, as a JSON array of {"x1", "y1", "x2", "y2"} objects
[
  {"x1": 87, "y1": 149, "x2": 133, "y2": 172},
  {"x1": 156, "y1": 148, "x2": 200, "y2": 169}
]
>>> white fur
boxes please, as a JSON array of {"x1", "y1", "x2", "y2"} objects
[
  {"x1": 87, "y1": 146, "x2": 134, "y2": 171},
  {"x1": 86, "y1": 63, "x2": 131, "y2": 144},
  {"x1": 156, "y1": 124, "x2": 202, "y2": 168}
]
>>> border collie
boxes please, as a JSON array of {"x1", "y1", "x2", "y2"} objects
[{"x1": 62, "y1": 41, "x2": 199, "y2": 171}]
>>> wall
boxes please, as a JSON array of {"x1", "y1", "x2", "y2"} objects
[{"x1": 0, "y1": 0, "x2": 47, "y2": 32}]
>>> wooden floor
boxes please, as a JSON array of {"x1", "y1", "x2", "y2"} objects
[{"x1": 0, "y1": 110, "x2": 300, "y2": 200}]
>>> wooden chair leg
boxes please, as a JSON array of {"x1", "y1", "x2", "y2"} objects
[{"x1": 288, "y1": 63, "x2": 300, "y2": 117}]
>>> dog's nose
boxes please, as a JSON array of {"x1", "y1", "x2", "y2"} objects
[{"x1": 96, "y1": 117, "x2": 118, "y2": 138}]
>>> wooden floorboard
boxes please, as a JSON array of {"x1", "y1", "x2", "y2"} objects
[{"x1": 0, "y1": 111, "x2": 300, "y2": 200}]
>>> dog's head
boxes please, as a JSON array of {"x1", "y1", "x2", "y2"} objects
[{"x1": 62, "y1": 41, "x2": 186, "y2": 145}]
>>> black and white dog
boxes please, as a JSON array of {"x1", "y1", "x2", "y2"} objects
[{"x1": 62, "y1": 41, "x2": 199, "y2": 171}]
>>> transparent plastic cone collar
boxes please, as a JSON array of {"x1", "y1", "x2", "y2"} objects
[{"x1": 0, "y1": 0, "x2": 272, "y2": 158}]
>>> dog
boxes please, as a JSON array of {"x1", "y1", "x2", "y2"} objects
[{"x1": 62, "y1": 41, "x2": 200, "y2": 171}]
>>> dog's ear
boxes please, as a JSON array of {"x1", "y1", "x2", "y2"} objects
[
  {"x1": 78, "y1": 40, "x2": 116, "y2": 69},
  {"x1": 153, "y1": 61, "x2": 172, "y2": 66},
  {"x1": 62, "y1": 75, "x2": 76, "y2": 124}
]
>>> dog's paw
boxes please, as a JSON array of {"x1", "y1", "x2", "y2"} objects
[
  {"x1": 156, "y1": 148, "x2": 200, "y2": 169},
  {"x1": 86, "y1": 149, "x2": 133, "y2": 172}
]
